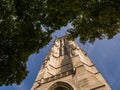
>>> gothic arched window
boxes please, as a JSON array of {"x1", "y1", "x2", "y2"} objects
[
  {"x1": 48, "y1": 82, "x2": 74, "y2": 90},
  {"x1": 54, "y1": 87, "x2": 68, "y2": 90}
]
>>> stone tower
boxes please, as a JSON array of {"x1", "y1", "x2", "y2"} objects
[{"x1": 31, "y1": 36, "x2": 111, "y2": 90}]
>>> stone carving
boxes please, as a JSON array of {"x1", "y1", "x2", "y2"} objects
[
  {"x1": 71, "y1": 48, "x2": 79, "y2": 56},
  {"x1": 51, "y1": 46, "x2": 59, "y2": 57},
  {"x1": 54, "y1": 41, "x2": 59, "y2": 47},
  {"x1": 69, "y1": 41, "x2": 76, "y2": 50},
  {"x1": 71, "y1": 50, "x2": 76, "y2": 56},
  {"x1": 40, "y1": 70, "x2": 73, "y2": 84},
  {"x1": 68, "y1": 41, "x2": 78, "y2": 57},
  {"x1": 42, "y1": 56, "x2": 50, "y2": 68}
]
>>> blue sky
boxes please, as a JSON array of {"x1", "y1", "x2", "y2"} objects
[{"x1": 0, "y1": 24, "x2": 120, "y2": 90}]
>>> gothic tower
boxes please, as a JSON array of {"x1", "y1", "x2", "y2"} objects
[{"x1": 31, "y1": 36, "x2": 111, "y2": 90}]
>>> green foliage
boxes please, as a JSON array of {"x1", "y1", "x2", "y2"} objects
[
  {"x1": 0, "y1": 0, "x2": 120, "y2": 86},
  {"x1": 0, "y1": 0, "x2": 52, "y2": 86},
  {"x1": 68, "y1": 0, "x2": 120, "y2": 43}
]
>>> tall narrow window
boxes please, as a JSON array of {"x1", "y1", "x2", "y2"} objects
[
  {"x1": 59, "y1": 39, "x2": 62, "y2": 56},
  {"x1": 64, "y1": 47, "x2": 67, "y2": 55},
  {"x1": 64, "y1": 39, "x2": 66, "y2": 45},
  {"x1": 59, "y1": 48, "x2": 62, "y2": 56},
  {"x1": 64, "y1": 39, "x2": 68, "y2": 54},
  {"x1": 60, "y1": 39, "x2": 62, "y2": 47}
]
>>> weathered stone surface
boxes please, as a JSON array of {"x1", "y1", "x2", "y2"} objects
[{"x1": 31, "y1": 36, "x2": 111, "y2": 90}]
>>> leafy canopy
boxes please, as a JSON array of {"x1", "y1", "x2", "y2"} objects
[{"x1": 0, "y1": 0, "x2": 120, "y2": 86}]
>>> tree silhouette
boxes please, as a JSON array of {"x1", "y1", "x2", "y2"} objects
[{"x1": 0, "y1": 0, "x2": 120, "y2": 86}]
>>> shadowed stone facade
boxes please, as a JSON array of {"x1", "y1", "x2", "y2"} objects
[{"x1": 31, "y1": 36, "x2": 111, "y2": 90}]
